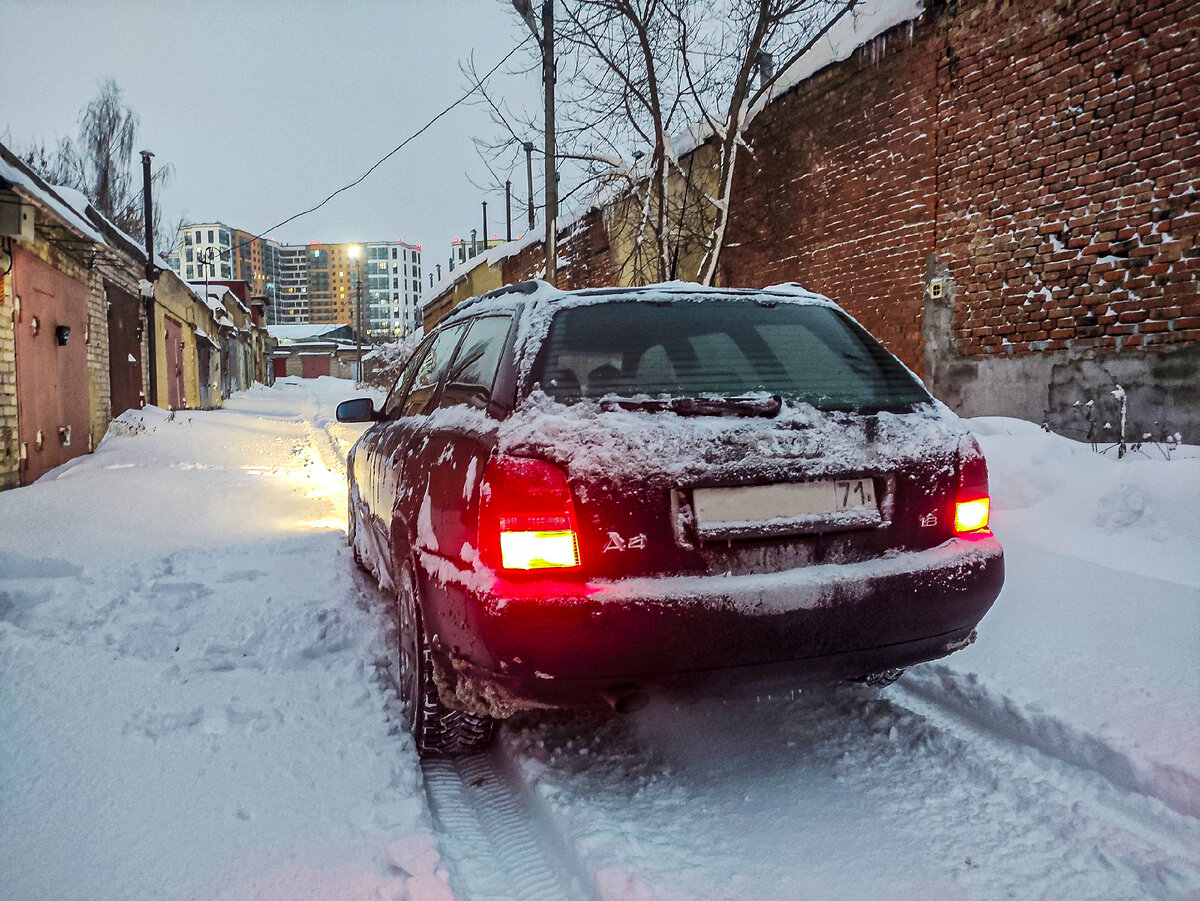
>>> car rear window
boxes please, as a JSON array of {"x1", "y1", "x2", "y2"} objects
[{"x1": 530, "y1": 298, "x2": 931, "y2": 410}]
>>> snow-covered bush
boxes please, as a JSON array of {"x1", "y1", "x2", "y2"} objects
[{"x1": 364, "y1": 328, "x2": 424, "y2": 392}]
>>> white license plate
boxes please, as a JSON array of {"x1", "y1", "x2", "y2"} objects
[{"x1": 692, "y1": 478, "x2": 879, "y2": 538}]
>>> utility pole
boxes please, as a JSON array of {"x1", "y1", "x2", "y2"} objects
[
  {"x1": 482, "y1": 201, "x2": 489, "y2": 253},
  {"x1": 541, "y1": 0, "x2": 557, "y2": 285},
  {"x1": 524, "y1": 141, "x2": 535, "y2": 231},
  {"x1": 505, "y1": 180, "x2": 512, "y2": 241},
  {"x1": 514, "y1": 0, "x2": 555, "y2": 282},
  {"x1": 139, "y1": 150, "x2": 159, "y2": 406},
  {"x1": 349, "y1": 245, "x2": 363, "y2": 384}
]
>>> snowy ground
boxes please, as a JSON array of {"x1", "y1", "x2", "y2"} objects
[{"x1": 1, "y1": 377, "x2": 1197, "y2": 900}]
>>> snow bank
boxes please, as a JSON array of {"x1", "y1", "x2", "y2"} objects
[
  {"x1": 0, "y1": 378, "x2": 449, "y2": 901},
  {"x1": 904, "y1": 417, "x2": 1200, "y2": 818}
]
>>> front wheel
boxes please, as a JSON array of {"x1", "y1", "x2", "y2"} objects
[{"x1": 396, "y1": 562, "x2": 495, "y2": 758}]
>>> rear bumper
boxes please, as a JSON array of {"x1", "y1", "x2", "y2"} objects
[{"x1": 419, "y1": 534, "x2": 1004, "y2": 715}]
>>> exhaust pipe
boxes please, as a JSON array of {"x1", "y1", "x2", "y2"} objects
[{"x1": 601, "y1": 683, "x2": 650, "y2": 715}]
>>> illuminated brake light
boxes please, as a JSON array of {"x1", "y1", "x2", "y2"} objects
[
  {"x1": 480, "y1": 456, "x2": 582, "y2": 571},
  {"x1": 955, "y1": 436, "x2": 992, "y2": 534},
  {"x1": 500, "y1": 530, "x2": 580, "y2": 569},
  {"x1": 954, "y1": 498, "x2": 990, "y2": 533}
]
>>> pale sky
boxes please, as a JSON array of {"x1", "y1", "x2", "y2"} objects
[{"x1": 1, "y1": 0, "x2": 543, "y2": 271}]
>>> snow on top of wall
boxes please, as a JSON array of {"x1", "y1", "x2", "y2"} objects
[
  {"x1": 424, "y1": 207, "x2": 598, "y2": 313},
  {"x1": 661, "y1": 0, "x2": 927, "y2": 159},
  {"x1": 747, "y1": 0, "x2": 925, "y2": 124},
  {"x1": 423, "y1": 229, "x2": 547, "y2": 311}
]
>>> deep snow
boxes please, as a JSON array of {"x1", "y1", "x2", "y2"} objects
[{"x1": 1, "y1": 377, "x2": 1197, "y2": 900}]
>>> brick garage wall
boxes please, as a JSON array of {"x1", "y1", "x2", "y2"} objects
[
  {"x1": 0, "y1": 267, "x2": 17, "y2": 489},
  {"x1": 502, "y1": 241, "x2": 546, "y2": 286},
  {"x1": 720, "y1": 0, "x2": 1200, "y2": 439}
]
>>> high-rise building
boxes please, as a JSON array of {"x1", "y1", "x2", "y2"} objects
[
  {"x1": 175, "y1": 222, "x2": 282, "y2": 319},
  {"x1": 172, "y1": 225, "x2": 423, "y2": 336},
  {"x1": 362, "y1": 240, "x2": 423, "y2": 339},
  {"x1": 275, "y1": 245, "x2": 309, "y2": 324},
  {"x1": 305, "y1": 242, "x2": 356, "y2": 325},
  {"x1": 178, "y1": 223, "x2": 235, "y2": 282}
]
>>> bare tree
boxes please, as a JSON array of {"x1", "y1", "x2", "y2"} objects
[
  {"x1": 19, "y1": 78, "x2": 173, "y2": 250},
  {"x1": 474, "y1": 0, "x2": 859, "y2": 285}
]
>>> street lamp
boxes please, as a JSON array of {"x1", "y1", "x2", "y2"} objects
[{"x1": 348, "y1": 245, "x2": 363, "y2": 383}]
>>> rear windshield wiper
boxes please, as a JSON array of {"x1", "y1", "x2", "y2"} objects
[{"x1": 599, "y1": 394, "x2": 782, "y2": 417}]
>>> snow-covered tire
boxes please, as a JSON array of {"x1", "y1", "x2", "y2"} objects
[
  {"x1": 396, "y1": 562, "x2": 495, "y2": 758},
  {"x1": 852, "y1": 668, "x2": 905, "y2": 688},
  {"x1": 347, "y1": 485, "x2": 364, "y2": 567}
]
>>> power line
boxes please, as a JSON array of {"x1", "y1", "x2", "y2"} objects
[{"x1": 231, "y1": 35, "x2": 532, "y2": 254}]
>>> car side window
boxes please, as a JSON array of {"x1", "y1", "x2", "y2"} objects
[
  {"x1": 383, "y1": 335, "x2": 436, "y2": 419},
  {"x1": 437, "y1": 316, "x2": 513, "y2": 411},
  {"x1": 401, "y1": 324, "x2": 467, "y2": 418}
]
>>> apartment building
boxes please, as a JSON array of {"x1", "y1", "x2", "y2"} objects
[
  {"x1": 176, "y1": 222, "x2": 280, "y2": 319},
  {"x1": 173, "y1": 227, "x2": 423, "y2": 336},
  {"x1": 362, "y1": 240, "x2": 423, "y2": 339},
  {"x1": 275, "y1": 245, "x2": 309, "y2": 323}
]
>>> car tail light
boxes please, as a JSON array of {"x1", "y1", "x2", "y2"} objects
[
  {"x1": 954, "y1": 436, "x2": 991, "y2": 534},
  {"x1": 479, "y1": 456, "x2": 581, "y2": 570}
]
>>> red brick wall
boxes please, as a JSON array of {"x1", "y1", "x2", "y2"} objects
[
  {"x1": 935, "y1": 0, "x2": 1199, "y2": 359},
  {"x1": 719, "y1": 0, "x2": 1200, "y2": 376},
  {"x1": 502, "y1": 208, "x2": 617, "y2": 290}
]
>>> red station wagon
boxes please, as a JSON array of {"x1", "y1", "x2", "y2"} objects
[{"x1": 338, "y1": 281, "x2": 1004, "y2": 757}]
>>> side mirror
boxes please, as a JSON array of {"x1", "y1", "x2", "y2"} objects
[{"x1": 336, "y1": 397, "x2": 380, "y2": 423}]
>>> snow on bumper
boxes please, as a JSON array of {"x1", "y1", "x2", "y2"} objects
[{"x1": 426, "y1": 535, "x2": 1005, "y2": 712}]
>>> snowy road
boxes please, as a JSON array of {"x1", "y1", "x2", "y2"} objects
[{"x1": 2, "y1": 378, "x2": 1197, "y2": 900}]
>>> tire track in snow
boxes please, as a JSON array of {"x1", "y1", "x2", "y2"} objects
[
  {"x1": 895, "y1": 667, "x2": 1200, "y2": 821},
  {"x1": 421, "y1": 746, "x2": 598, "y2": 901},
  {"x1": 889, "y1": 676, "x2": 1200, "y2": 874}
]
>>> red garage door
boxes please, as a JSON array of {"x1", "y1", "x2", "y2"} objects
[
  {"x1": 12, "y1": 247, "x2": 91, "y2": 485},
  {"x1": 164, "y1": 315, "x2": 186, "y2": 410},
  {"x1": 273, "y1": 357, "x2": 288, "y2": 379},
  {"x1": 301, "y1": 354, "x2": 330, "y2": 378},
  {"x1": 106, "y1": 282, "x2": 144, "y2": 416}
]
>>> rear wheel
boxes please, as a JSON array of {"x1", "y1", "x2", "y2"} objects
[{"x1": 396, "y1": 562, "x2": 495, "y2": 757}]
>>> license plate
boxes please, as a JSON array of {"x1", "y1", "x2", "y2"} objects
[{"x1": 692, "y1": 477, "x2": 879, "y2": 539}]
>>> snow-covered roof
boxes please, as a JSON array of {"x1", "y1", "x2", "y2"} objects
[
  {"x1": 0, "y1": 146, "x2": 105, "y2": 245},
  {"x1": 0, "y1": 144, "x2": 177, "y2": 273},
  {"x1": 268, "y1": 323, "x2": 350, "y2": 342}
]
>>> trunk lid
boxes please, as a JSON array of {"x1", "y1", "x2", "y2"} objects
[{"x1": 497, "y1": 395, "x2": 965, "y2": 581}]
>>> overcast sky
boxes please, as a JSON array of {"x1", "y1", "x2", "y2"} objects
[{"x1": 1, "y1": 0, "x2": 543, "y2": 268}]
